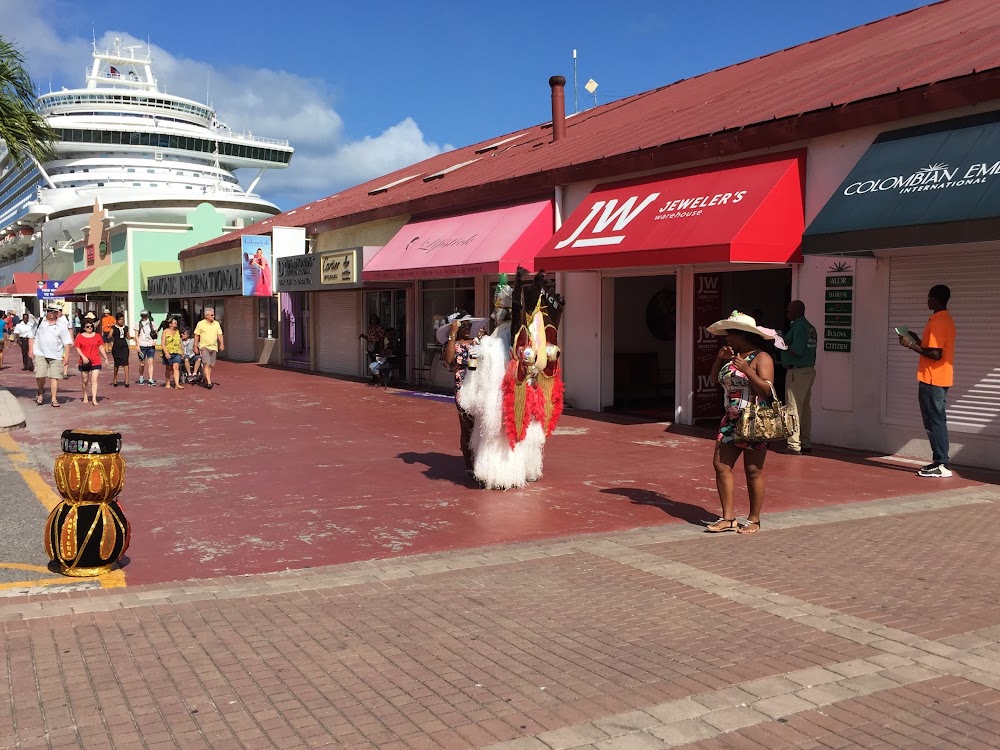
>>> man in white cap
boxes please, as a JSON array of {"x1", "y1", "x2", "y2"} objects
[{"x1": 27, "y1": 302, "x2": 74, "y2": 407}]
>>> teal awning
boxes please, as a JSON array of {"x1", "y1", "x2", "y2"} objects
[{"x1": 804, "y1": 111, "x2": 1000, "y2": 254}]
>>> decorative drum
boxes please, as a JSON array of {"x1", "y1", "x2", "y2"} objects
[{"x1": 45, "y1": 429, "x2": 130, "y2": 576}]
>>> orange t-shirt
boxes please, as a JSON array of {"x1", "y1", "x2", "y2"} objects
[
  {"x1": 101, "y1": 315, "x2": 116, "y2": 335},
  {"x1": 917, "y1": 310, "x2": 955, "y2": 387}
]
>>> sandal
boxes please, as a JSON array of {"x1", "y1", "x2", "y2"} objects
[
  {"x1": 51, "y1": 401, "x2": 60, "y2": 408},
  {"x1": 705, "y1": 518, "x2": 738, "y2": 533},
  {"x1": 35, "y1": 394, "x2": 44, "y2": 406},
  {"x1": 738, "y1": 520, "x2": 761, "y2": 535}
]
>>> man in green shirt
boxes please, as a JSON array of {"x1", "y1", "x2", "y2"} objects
[{"x1": 780, "y1": 300, "x2": 817, "y2": 455}]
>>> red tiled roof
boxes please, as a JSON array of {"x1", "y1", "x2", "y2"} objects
[
  {"x1": 182, "y1": 0, "x2": 1000, "y2": 260},
  {"x1": 1, "y1": 272, "x2": 47, "y2": 296}
]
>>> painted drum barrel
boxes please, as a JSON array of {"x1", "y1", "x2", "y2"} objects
[
  {"x1": 45, "y1": 500, "x2": 130, "y2": 576},
  {"x1": 46, "y1": 429, "x2": 130, "y2": 576}
]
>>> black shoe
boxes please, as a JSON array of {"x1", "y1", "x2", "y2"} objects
[
  {"x1": 785, "y1": 448, "x2": 802, "y2": 455},
  {"x1": 124, "y1": 383, "x2": 129, "y2": 388},
  {"x1": 801, "y1": 447, "x2": 812, "y2": 454},
  {"x1": 206, "y1": 383, "x2": 214, "y2": 390},
  {"x1": 112, "y1": 381, "x2": 118, "y2": 387}
]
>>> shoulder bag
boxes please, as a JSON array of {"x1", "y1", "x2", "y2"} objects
[{"x1": 733, "y1": 381, "x2": 797, "y2": 443}]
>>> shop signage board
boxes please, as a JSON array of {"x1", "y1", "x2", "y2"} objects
[
  {"x1": 275, "y1": 248, "x2": 363, "y2": 293},
  {"x1": 320, "y1": 250, "x2": 357, "y2": 285},
  {"x1": 823, "y1": 260, "x2": 854, "y2": 353},
  {"x1": 692, "y1": 272, "x2": 724, "y2": 421},
  {"x1": 147, "y1": 264, "x2": 242, "y2": 299}
]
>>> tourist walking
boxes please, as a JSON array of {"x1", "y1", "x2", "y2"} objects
[
  {"x1": 899, "y1": 284, "x2": 956, "y2": 478},
  {"x1": 781, "y1": 300, "x2": 817, "y2": 455},
  {"x1": 705, "y1": 311, "x2": 778, "y2": 535},
  {"x1": 135, "y1": 310, "x2": 157, "y2": 385},
  {"x1": 109, "y1": 313, "x2": 132, "y2": 387},
  {"x1": 74, "y1": 318, "x2": 107, "y2": 405},
  {"x1": 160, "y1": 316, "x2": 184, "y2": 389},
  {"x1": 193, "y1": 308, "x2": 224, "y2": 389},
  {"x1": 27, "y1": 303, "x2": 74, "y2": 407},
  {"x1": 13, "y1": 313, "x2": 33, "y2": 370}
]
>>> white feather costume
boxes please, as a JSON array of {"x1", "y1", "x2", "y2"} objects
[{"x1": 456, "y1": 321, "x2": 546, "y2": 489}]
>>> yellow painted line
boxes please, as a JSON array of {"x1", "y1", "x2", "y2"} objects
[
  {"x1": 0, "y1": 563, "x2": 52, "y2": 573},
  {"x1": 0, "y1": 578, "x2": 78, "y2": 591},
  {"x1": 0, "y1": 433, "x2": 127, "y2": 589}
]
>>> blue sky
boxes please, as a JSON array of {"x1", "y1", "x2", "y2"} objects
[{"x1": 1, "y1": 0, "x2": 931, "y2": 211}]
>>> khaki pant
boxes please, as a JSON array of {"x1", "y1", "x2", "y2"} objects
[{"x1": 785, "y1": 366, "x2": 816, "y2": 451}]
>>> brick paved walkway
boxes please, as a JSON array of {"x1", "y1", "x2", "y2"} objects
[{"x1": 3, "y1": 483, "x2": 1000, "y2": 749}]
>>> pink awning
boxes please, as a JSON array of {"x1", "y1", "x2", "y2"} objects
[{"x1": 362, "y1": 200, "x2": 554, "y2": 281}]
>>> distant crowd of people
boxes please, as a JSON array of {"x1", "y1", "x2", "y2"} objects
[{"x1": 1, "y1": 305, "x2": 225, "y2": 407}]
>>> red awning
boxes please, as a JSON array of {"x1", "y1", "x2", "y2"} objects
[
  {"x1": 57, "y1": 268, "x2": 96, "y2": 298},
  {"x1": 362, "y1": 200, "x2": 554, "y2": 282},
  {"x1": 534, "y1": 153, "x2": 805, "y2": 271}
]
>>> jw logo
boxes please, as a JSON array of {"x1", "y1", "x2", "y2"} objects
[
  {"x1": 697, "y1": 275, "x2": 719, "y2": 294},
  {"x1": 697, "y1": 375, "x2": 716, "y2": 392},
  {"x1": 555, "y1": 193, "x2": 660, "y2": 249},
  {"x1": 696, "y1": 327, "x2": 718, "y2": 344}
]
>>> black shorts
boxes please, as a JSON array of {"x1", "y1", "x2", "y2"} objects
[{"x1": 78, "y1": 363, "x2": 103, "y2": 373}]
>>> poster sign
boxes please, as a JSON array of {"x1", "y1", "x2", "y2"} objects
[
  {"x1": 241, "y1": 235, "x2": 273, "y2": 297},
  {"x1": 147, "y1": 264, "x2": 242, "y2": 299},
  {"x1": 692, "y1": 272, "x2": 723, "y2": 421},
  {"x1": 36, "y1": 280, "x2": 65, "y2": 300}
]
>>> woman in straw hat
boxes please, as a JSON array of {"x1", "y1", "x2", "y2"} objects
[{"x1": 704, "y1": 311, "x2": 780, "y2": 535}]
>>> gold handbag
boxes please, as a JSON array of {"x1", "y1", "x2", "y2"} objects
[{"x1": 733, "y1": 381, "x2": 797, "y2": 443}]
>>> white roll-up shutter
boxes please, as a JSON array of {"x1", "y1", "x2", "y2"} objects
[
  {"x1": 886, "y1": 247, "x2": 1000, "y2": 437},
  {"x1": 223, "y1": 297, "x2": 255, "y2": 362},
  {"x1": 315, "y1": 291, "x2": 361, "y2": 375}
]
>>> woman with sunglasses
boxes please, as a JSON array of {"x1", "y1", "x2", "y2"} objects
[{"x1": 74, "y1": 318, "x2": 108, "y2": 405}]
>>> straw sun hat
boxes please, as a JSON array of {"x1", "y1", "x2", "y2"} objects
[
  {"x1": 707, "y1": 310, "x2": 787, "y2": 350},
  {"x1": 435, "y1": 313, "x2": 488, "y2": 345}
]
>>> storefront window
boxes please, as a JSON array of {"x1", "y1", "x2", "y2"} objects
[
  {"x1": 421, "y1": 278, "x2": 474, "y2": 350},
  {"x1": 258, "y1": 296, "x2": 278, "y2": 338}
]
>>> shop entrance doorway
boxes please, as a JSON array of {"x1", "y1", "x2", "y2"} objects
[
  {"x1": 281, "y1": 292, "x2": 310, "y2": 368},
  {"x1": 364, "y1": 289, "x2": 407, "y2": 376},
  {"x1": 610, "y1": 274, "x2": 678, "y2": 420}
]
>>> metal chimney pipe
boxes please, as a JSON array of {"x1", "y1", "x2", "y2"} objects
[{"x1": 549, "y1": 75, "x2": 567, "y2": 142}]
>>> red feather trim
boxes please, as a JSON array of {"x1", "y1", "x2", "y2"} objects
[
  {"x1": 502, "y1": 360, "x2": 520, "y2": 448},
  {"x1": 545, "y1": 364, "x2": 565, "y2": 435}
]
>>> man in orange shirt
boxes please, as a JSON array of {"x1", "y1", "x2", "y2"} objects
[
  {"x1": 100, "y1": 308, "x2": 116, "y2": 343},
  {"x1": 898, "y1": 284, "x2": 956, "y2": 478}
]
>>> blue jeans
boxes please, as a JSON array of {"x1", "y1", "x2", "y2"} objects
[{"x1": 917, "y1": 382, "x2": 950, "y2": 466}]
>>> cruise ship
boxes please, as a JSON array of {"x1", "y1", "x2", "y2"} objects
[{"x1": 0, "y1": 38, "x2": 293, "y2": 283}]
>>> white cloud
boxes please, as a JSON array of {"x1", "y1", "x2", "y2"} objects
[{"x1": 0, "y1": 6, "x2": 449, "y2": 211}]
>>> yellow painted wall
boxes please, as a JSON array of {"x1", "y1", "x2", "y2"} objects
[{"x1": 314, "y1": 216, "x2": 408, "y2": 252}]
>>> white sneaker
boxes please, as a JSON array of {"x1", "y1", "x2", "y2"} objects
[
  {"x1": 918, "y1": 464, "x2": 953, "y2": 478},
  {"x1": 137, "y1": 377, "x2": 145, "y2": 384}
]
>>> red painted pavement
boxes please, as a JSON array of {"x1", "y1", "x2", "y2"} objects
[{"x1": 1, "y1": 360, "x2": 994, "y2": 586}]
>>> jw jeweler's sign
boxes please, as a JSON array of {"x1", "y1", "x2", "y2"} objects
[
  {"x1": 805, "y1": 111, "x2": 1000, "y2": 252},
  {"x1": 275, "y1": 248, "x2": 362, "y2": 293},
  {"x1": 147, "y1": 264, "x2": 242, "y2": 299}
]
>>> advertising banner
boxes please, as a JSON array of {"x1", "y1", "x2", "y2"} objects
[
  {"x1": 241, "y1": 235, "x2": 273, "y2": 297},
  {"x1": 692, "y1": 272, "x2": 723, "y2": 421}
]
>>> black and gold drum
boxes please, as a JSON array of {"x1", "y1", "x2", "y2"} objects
[{"x1": 45, "y1": 430, "x2": 130, "y2": 577}]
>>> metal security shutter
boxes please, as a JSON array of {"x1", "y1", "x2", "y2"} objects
[
  {"x1": 886, "y1": 248, "x2": 1000, "y2": 436},
  {"x1": 223, "y1": 297, "x2": 255, "y2": 362},
  {"x1": 315, "y1": 291, "x2": 361, "y2": 375}
]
